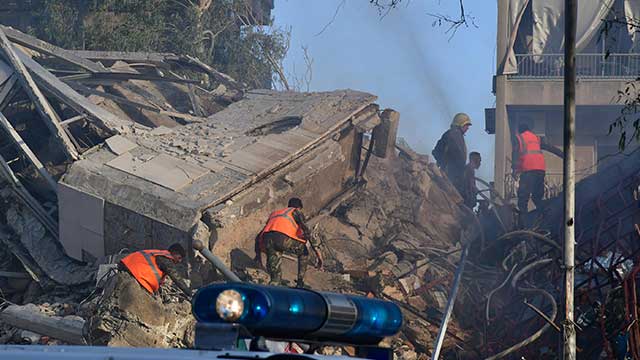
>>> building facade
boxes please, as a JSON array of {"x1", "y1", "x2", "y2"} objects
[{"x1": 488, "y1": 0, "x2": 640, "y2": 200}]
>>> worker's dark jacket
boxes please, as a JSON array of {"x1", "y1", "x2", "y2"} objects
[
  {"x1": 462, "y1": 163, "x2": 479, "y2": 208},
  {"x1": 155, "y1": 257, "x2": 191, "y2": 297},
  {"x1": 434, "y1": 126, "x2": 467, "y2": 190}
]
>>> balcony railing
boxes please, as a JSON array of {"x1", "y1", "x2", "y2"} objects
[{"x1": 513, "y1": 53, "x2": 640, "y2": 78}]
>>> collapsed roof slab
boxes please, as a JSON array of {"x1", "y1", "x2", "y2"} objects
[{"x1": 59, "y1": 89, "x2": 378, "y2": 259}]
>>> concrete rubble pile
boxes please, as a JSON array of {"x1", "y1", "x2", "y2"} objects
[
  {"x1": 234, "y1": 143, "x2": 487, "y2": 358},
  {"x1": 0, "y1": 26, "x2": 491, "y2": 359},
  {"x1": 315, "y1": 145, "x2": 486, "y2": 358}
]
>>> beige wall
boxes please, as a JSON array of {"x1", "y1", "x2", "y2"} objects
[{"x1": 493, "y1": 76, "x2": 629, "y2": 197}]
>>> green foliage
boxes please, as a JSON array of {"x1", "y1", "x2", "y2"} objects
[{"x1": 30, "y1": 0, "x2": 288, "y2": 89}]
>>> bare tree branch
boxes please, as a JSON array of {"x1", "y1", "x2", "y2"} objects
[
  {"x1": 427, "y1": 0, "x2": 477, "y2": 40},
  {"x1": 315, "y1": 0, "x2": 346, "y2": 36},
  {"x1": 302, "y1": 45, "x2": 313, "y2": 92}
]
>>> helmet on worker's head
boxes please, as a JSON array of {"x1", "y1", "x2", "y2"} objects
[{"x1": 451, "y1": 113, "x2": 472, "y2": 128}]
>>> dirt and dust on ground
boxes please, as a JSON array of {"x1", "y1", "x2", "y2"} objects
[{"x1": 0, "y1": 140, "x2": 492, "y2": 359}]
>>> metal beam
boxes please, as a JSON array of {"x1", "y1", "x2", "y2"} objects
[
  {"x1": 430, "y1": 244, "x2": 468, "y2": 360},
  {"x1": 0, "y1": 28, "x2": 79, "y2": 160}
]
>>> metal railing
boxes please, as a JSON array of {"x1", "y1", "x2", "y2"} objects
[{"x1": 513, "y1": 53, "x2": 640, "y2": 78}]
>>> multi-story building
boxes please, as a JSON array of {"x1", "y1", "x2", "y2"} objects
[{"x1": 487, "y1": 0, "x2": 640, "y2": 199}]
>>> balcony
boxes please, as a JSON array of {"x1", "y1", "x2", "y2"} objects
[{"x1": 512, "y1": 53, "x2": 640, "y2": 79}]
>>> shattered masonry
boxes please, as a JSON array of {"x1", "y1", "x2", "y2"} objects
[{"x1": 0, "y1": 23, "x2": 639, "y2": 360}]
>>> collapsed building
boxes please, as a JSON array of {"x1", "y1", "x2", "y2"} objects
[
  {"x1": 0, "y1": 18, "x2": 638, "y2": 360},
  {"x1": 0, "y1": 25, "x2": 482, "y2": 357}
]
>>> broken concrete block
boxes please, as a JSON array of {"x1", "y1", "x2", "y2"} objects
[
  {"x1": 189, "y1": 220, "x2": 211, "y2": 249},
  {"x1": 407, "y1": 296, "x2": 428, "y2": 311},
  {"x1": 87, "y1": 271, "x2": 194, "y2": 347},
  {"x1": 1, "y1": 304, "x2": 85, "y2": 344},
  {"x1": 398, "y1": 275, "x2": 421, "y2": 296},
  {"x1": 382, "y1": 285, "x2": 405, "y2": 302},
  {"x1": 403, "y1": 320, "x2": 433, "y2": 353}
]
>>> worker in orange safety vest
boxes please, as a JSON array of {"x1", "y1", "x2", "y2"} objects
[
  {"x1": 119, "y1": 243, "x2": 191, "y2": 297},
  {"x1": 254, "y1": 197, "x2": 323, "y2": 288},
  {"x1": 513, "y1": 123, "x2": 563, "y2": 222}
]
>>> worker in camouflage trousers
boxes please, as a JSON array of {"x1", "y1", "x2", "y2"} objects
[{"x1": 254, "y1": 198, "x2": 323, "y2": 287}]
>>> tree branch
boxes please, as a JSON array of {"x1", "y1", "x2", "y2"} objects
[{"x1": 427, "y1": 0, "x2": 477, "y2": 40}]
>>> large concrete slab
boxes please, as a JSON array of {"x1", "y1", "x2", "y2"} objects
[
  {"x1": 61, "y1": 89, "x2": 377, "y2": 232},
  {"x1": 106, "y1": 153, "x2": 208, "y2": 191}
]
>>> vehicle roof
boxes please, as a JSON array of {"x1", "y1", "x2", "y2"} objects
[{"x1": 0, "y1": 345, "x2": 360, "y2": 360}]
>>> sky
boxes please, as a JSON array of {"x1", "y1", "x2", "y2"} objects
[{"x1": 273, "y1": 0, "x2": 498, "y2": 180}]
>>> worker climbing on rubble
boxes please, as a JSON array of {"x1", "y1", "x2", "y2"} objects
[
  {"x1": 119, "y1": 243, "x2": 192, "y2": 297},
  {"x1": 254, "y1": 197, "x2": 323, "y2": 288},
  {"x1": 462, "y1": 151, "x2": 481, "y2": 209},
  {"x1": 513, "y1": 123, "x2": 563, "y2": 222},
  {"x1": 432, "y1": 113, "x2": 471, "y2": 194}
]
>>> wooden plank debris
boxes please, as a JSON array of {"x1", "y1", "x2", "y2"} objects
[
  {"x1": 71, "y1": 51, "x2": 243, "y2": 90},
  {"x1": 0, "y1": 58, "x2": 14, "y2": 85},
  {"x1": 0, "y1": 153, "x2": 57, "y2": 236},
  {"x1": 0, "y1": 304, "x2": 86, "y2": 345},
  {"x1": 0, "y1": 27, "x2": 79, "y2": 160},
  {"x1": 181, "y1": 55, "x2": 245, "y2": 90},
  {"x1": 13, "y1": 48, "x2": 131, "y2": 133},
  {"x1": 0, "y1": 112, "x2": 57, "y2": 190},
  {"x1": 0, "y1": 73, "x2": 18, "y2": 109},
  {"x1": 188, "y1": 84, "x2": 205, "y2": 117},
  {"x1": 71, "y1": 50, "x2": 180, "y2": 65},
  {"x1": 59, "y1": 114, "x2": 87, "y2": 127},
  {"x1": 61, "y1": 71, "x2": 199, "y2": 85},
  {"x1": 68, "y1": 82, "x2": 207, "y2": 123},
  {"x1": 0, "y1": 271, "x2": 29, "y2": 278},
  {"x1": 2, "y1": 26, "x2": 107, "y2": 73}
]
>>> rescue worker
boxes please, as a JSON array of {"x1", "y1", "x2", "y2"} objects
[
  {"x1": 432, "y1": 113, "x2": 471, "y2": 194},
  {"x1": 512, "y1": 123, "x2": 563, "y2": 217},
  {"x1": 254, "y1": 197, "x2": 323, "y2": 288},
  {"x1": 119, "y1": 243, "x2": 191, "y2": 297},
  {"x1": 462, "y1": 151, "x2": 481, "y2": 209}
]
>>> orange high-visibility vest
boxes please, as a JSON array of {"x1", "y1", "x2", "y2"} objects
[
  {"x1": 121, "y1": 250, "x2": 175, "y2": 293},
  {"x1": 516, "y1": 130, "x2": 546, "y2": 172},
  {"x1": 261, "y1": 207, "x2": 306, "y2": 243}
]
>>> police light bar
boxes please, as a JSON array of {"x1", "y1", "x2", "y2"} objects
[{"x1": 192, "y1": 283, "x2": 403, "y2": 345}]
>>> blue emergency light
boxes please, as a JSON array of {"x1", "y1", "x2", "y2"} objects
[{"x1": 192, "y1": 283, "x2": 403, "y2": 345}]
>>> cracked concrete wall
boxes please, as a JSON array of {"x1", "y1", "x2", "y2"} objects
[
  {"x1": 89, "y1": 125, "x2": 358, "y2": 286},
  {"x1": 209, "y1": 126, "x2": 360, "y2": 265},
  {"x1": 103, "y1": 202, "x2": 191, "y2": 256}
]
